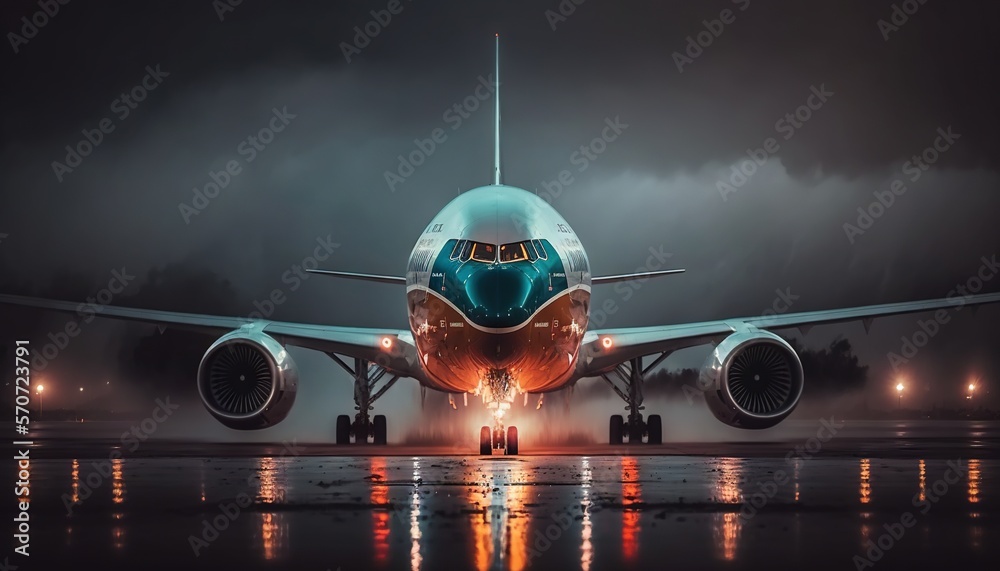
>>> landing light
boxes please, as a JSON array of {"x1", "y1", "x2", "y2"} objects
[{"x1": 601, "y1": 337, "x2": 613, "y2": 349}]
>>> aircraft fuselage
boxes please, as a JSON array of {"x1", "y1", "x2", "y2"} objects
[{"x1": 405, "y1": 185, "x2": 591, "y2": 396}]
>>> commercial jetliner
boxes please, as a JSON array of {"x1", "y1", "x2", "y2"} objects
[{"x1": 3, "y1": 37, "x2": 999, "y2": 454}]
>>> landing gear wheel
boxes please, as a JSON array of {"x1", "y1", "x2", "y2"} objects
[
  {"x1": 610, "y1": 415, "x2": 624, "y2": 445},
  {"x1": 479, "y1": 426, "x2": 492, "y2": 455},
  {"x1": 493, "y1": 428, "x2": 506, "y2": 450},
  {"x1": 373, "y1": 415, "x2": 387, "y2": 445},
  {"x1": 628, "y1": 421, "x2": 643, "y2": 444},
  {"x1": 647, "y1": 414, "x2": 662, "y2": 445},
  {"x1": 506, "y1": 426, "x2": 518, "y2": 455},
  {"x1": 336, "y1": 415, "x2": 351, "y2": 444}
]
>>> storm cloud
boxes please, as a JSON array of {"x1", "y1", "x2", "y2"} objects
[{"x1": 1, "y1": 0, "x2": 998, "y2": 416}]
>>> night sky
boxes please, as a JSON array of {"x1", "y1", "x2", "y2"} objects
[{"x1": 1, "y1": 0, "x2": 999, "y2": 417}]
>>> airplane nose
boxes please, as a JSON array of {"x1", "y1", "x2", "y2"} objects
[{"x1": 464, "y1": 265, "x2": 534, "y2": 328}]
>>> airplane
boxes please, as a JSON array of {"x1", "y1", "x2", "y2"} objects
[{"x1": 3, "y1": 36, "x2": 1000, "y2": 455}]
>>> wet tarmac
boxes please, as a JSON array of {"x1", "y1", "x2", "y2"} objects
[{"x1": 9, "y1": 420, "x2": 1000, "y2": 570}]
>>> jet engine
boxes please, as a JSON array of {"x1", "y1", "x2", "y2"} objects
[
  {"x1": 700, "y1": 329, "x2": 804, "y2": 429},
  {"x1": 196, "y1": 330, "x2": 298, "y2": 429}
]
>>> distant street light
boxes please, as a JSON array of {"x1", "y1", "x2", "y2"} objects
[
  {"x1": 969, "y1": 382, "x2": 976, "y2": 405},
  {"x1": 36, "y1": 384, "x2": 44, "y2": 419},
  {"x1": 896, "y1": 382, "x2": 904, "y2": 410}
]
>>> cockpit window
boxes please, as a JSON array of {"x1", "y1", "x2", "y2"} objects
[
  {"x1": 499, "y1": 241, "x2": 538, "y2": 263},
  {"x1": 450, "y1": 239, "x2": 466, "y2": 260},
  {"x1": 531, "y1": 239, "x2": 547, "y2": 260},
  {"x1": 455, "y1": 239, "x2": 545, "y2": 264},
  {"x1": 470, "y1": 242, "x2": 496, "y2": 263}
]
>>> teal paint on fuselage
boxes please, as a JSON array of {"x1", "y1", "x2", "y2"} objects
[{"x1": 428, "y1": 239, "x2": 568, "y2": 329}]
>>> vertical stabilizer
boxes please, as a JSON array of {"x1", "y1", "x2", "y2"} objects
[{"x1": 493, "y1": 34, "x2": 502, "y2": 185}]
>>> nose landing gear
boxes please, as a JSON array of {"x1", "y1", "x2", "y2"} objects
[
  {"x1": 474, "y1": 368, "x2": 520, "y2": 455},
  {"x1": 480, "y1": 422, "x2": 518, "y2": 455}
]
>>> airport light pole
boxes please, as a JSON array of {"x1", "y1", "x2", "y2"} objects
[{"x1": 896, "y1": 382, "x2": 904, "y2": 410}]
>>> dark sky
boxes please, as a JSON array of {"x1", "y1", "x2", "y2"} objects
[{"x1": 1, "y1": 0, "x2": 999, "y2": 415}]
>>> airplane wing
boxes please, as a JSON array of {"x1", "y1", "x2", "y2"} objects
[
  {"x1": 591, "y1": 269, "x2": 685, "y2": 284},
  {"x1": 305, "y1": 269, "x2": 406, "y2": 284},
  {"x1": 0, "y1": 293, "x2": 426, "y2": 380},
  {"x1": 576, "y1": 291, "x2": 1000, "y2": 377}
]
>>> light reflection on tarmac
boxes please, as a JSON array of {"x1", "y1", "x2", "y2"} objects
[{"x1": 13, "y1": 420, "x2": 1000, "y2": 570}]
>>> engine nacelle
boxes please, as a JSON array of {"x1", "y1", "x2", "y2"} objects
[
  {"x1": 197, "y1": 330, "x2": 299, "y2": 430},
  {"x1": 700, "y1": 329, "x2": 804, "y2": 429}
]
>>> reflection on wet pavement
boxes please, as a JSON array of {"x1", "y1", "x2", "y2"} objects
[{"x1": 16, "y1": 451, "x2": 997, "y2": 570}]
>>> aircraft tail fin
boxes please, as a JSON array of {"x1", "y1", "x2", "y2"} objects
[{"x1": 493, "y1": 33, "x2": 502, "y2": 185}]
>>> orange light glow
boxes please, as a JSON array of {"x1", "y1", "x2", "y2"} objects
[
  {"x1": 918, "y1": 459, "x2": 926, "y2": 503},
  {"x1": 968, "y1": 459, "x2": 981, "y2": 504},
  {"x1": 601, "y1": 337, "x2": 613, "y2": 349},
  {"x1": 860, "y1": 459, "x2": 871, "y2": 504},
  {"x1": 370, "y1": 458, "x2": 390, "y2": 564},
  {"x1": 255, "y1": 458, "x2": 287, "y2": 561},
  {"x1": 381, "y1": 336, "x2": 393, "y2": 349},
  {"x1": 713, "y1": 458, "x2": 744, "y2": 561},
  {"x1": 70, "y1": 459, "x2": 79, "y2": 504},
  {"x1": 621, "y1": 457, "x2": 640, "y2": 561},
  {"x1": 112, "y1": 458, "x2": 125, "y2": 505}
]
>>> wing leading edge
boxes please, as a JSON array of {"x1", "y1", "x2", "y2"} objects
[
  {"x1": 0, "y1": 293, "x2": 426, "y2": 381},
  {"x1": 577, "y1": 291, "x2": 1000, "y2": 377}
]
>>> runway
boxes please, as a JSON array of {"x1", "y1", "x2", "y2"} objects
[{"x1": 11, "y1": 420, "x2": 1000, "y2": 570}]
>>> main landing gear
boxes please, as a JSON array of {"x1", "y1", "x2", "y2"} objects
[
  {"x1": 330, "y1": 355, "x2": 398, "y2": 445},
  {"x1": 601, "y1": 355, "x2": 668, "y2": 445}
]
